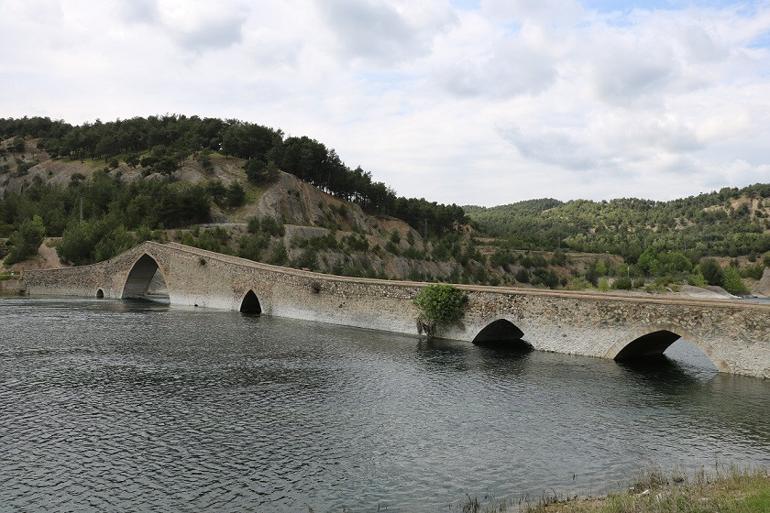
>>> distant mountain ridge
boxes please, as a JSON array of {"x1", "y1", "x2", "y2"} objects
[{"x1": 465, "y1": 184, "x2": 770, "y2": 260}]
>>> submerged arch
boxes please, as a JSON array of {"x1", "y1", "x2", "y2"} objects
[
  {"x1": 613, "y1": 330, "x2": 682, "y2": 360},
  {"x1": 122, "y1": 254, "x2": 169, "y2": 302},
  {"x1": 613, "y1": 329, "x2": 726, "y2": 372},
  {"x1": 472, "y1": 319, "x2": 531, "y2": 350},
  {"x1": 240, "y1": 290, "x2": 262, "y2": 314}
]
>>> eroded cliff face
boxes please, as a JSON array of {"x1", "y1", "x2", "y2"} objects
[{"x1": 753, "y1": 268, "x2": 770, "y2": 296}]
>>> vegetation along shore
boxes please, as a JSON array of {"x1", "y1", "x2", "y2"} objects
[{"x1": 460, "y1": 468, "x2": 770, "y2": 513}]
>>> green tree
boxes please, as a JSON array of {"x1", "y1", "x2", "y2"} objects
[
  {"x1": 4, "y1": 215, "x2": 45, "y2": 264},
  {"x1": 413, "y1": 284, "x2": 467, "y2": 338},
  {"x1": 700, "y1": 258, "x2": 724, "y2": 286},
  {"x1": 225, "y1": 181, "x2": 245, "y2": 208},
  {"x1": 722, "y1": 266, "x2": 749, "y2": 295}
]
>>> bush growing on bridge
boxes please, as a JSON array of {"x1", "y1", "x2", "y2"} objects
[{"x1": 413, "y1": 284, "x2": 467, "y2": 338}]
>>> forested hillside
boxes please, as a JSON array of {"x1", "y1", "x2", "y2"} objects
[
  {"x1": 0, "y1": 116, "x2": 466, "y2": 236},
  {"x1": 0, "y1": 116, "x2": 483, "y2": 286},
  {"x1": 466, "y1": 185, "x2": 770, "y2": 260}
]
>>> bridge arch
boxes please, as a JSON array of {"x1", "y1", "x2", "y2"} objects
[
  {"x1": 96, "y1": 288, "x2": 104, "y2": 299},
  {"x1": 608, "y1": 328, "x2": 728, "y2": 371},
  {"x1": 239, "y1": 290, "x2": 262, "y2": 314},
  {"x1": 471, "y1": 319, "x2": 531, "y2": 350},
  {"x1": 121, "y1": 253, "x2": 170, "y2": 302}
]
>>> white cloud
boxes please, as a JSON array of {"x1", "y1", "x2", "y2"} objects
[{"x1": 1, "y1": 0, "x2": 770, "y2": 205}]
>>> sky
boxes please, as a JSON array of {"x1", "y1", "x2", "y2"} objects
[{"x1": 1, "y1": 0, "x2": 770, "y2": 206}]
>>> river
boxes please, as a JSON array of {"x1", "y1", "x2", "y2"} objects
[{"x1": 1, "y1": 298, "x2": 768, "y2": 512}]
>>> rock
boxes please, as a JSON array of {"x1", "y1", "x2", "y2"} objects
[
  {"x1": 678, "y1": 285, "x2": 735, "y2": 299},
  {"x1": 704, "y1": 286, "x2": 738, "y2": 299},
  {"x1": 752, "y1": 268, "x2": 770, "y2": 297}
]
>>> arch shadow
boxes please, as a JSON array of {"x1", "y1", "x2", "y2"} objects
[
  {"x1": 614, "y1": 330, "x2": 681, "y2": 360},
  {"x1": 240, "y1": 290, "x2": 262, "y2": 315},
  {"x1": 611, "y1": 329, "x2": 727, "y2": 373},
  {"x1": 471, "y1": 319, "x2": 532, "y2": 352},
  {"x1": 122, "y1": 254, "x2": 170, "y2": 303}
]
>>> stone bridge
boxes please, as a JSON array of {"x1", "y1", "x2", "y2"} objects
[{"x1": 22, "y1": 241, "x2": 770, "y2": 378}]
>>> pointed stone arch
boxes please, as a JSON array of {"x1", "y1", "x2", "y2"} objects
[
  {"x1": 96, "y1": 288, "x2": 104, "y2": 299},
  {"x1": 239, "y1": 290, "x2": 262, "y2": 314},
  {"x1": 122, "y1": 254, "x2": 169, "y2": 302}
]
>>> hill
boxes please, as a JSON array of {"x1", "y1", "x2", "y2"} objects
[
  {"x1": 465, "y1": 187, "x2": 770, "y2": 295},
  {"x1": 0, "y1": 116, "x2": 485, "y2": 285},
  {"x1": 1, "y1": 115, "x2": 768, "y2": 297},
  {"x1": 466, "y1": 187, "x2": 770, "y2": 259}
]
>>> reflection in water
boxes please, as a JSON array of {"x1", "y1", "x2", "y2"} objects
[{"x1": 0, "y1": 298, "x2": 768, "y2": 513}]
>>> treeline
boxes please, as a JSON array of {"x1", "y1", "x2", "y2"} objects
[
  {"x1": 467, "y1": 185, "x2": 770, "y2": 261},
  {"x1": 0, "y1": 115, "x2": 466, "y2": 235},
  {"x1": 0, "y1": 172, "x2": 210, "y2": 264}
]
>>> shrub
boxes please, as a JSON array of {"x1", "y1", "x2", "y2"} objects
[
  {"x1": 261, "y1": 216, "x2": 285, "y2": 237},
  {"x1": 225, "y1": 182, "x2": 245, "y2": 208},
  {"x1": 268, "y1": 242, "x2": 288, "y2": 265},
  {"x1": 613, "y1": 276, "x2": 633, "y2": 290},
  {"x1": 515, "y1": 268, "x2": 530, "y2": 283},
  {"x1": 295, "y1": 248, "x2": 318, "y2": 270},
  {"x1": 245, "y1": 158, "x2": 279, "y2": 185},
  {"x1": 238, "y1": 233, "x2": 269, "y2": 261},
  {"x1": 385, "y1": 241, "x2": 400, "y2": 255},
  {"x1": 566, "y1": 277, "x2": 591, "y2": 290},
  {"x1": 550, "y1": 250, "x2": 567, "y2": 266},
  {"x1": 687, "y1": 272, "x2": 707, "y2": 287},
  {"x1": 722, "y1": 266, "x2": 749, "y2": 295},
  {"x1": 413, "y1": 284, "x2": 467, "y2": 338},
  {"x1": 700, "y1": 258, "x2": 724, "y2": 286},
  {"x1": 740, "y1": 263, "x2": 765, "y2": 280},
  {"x1": 4, "y1": 215, "x2": 45, "y2": 265}
]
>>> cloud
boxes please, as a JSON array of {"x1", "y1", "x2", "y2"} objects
[
  {"x1": 2, "y1": 0, "x2": 770, "y2": 205},
  {"x1": 501, "y1": 128, "x2": 598, "y2": 170},
  {"x1": 119, "y1": 0, "x2": 159, "y2": 24},
  {"x1": 318, "y1": 0, "x2": 424, "y2": 62},
  {"x1": 480, "y1": 0, "x2": 584, "y2": 25},
  {"x1": 155, "y1": 1, "x2": 248, "y2": 52}
]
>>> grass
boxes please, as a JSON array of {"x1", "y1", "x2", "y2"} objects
[{"x1": 460, "y1": 468, "x2": 770, "y2": 513}]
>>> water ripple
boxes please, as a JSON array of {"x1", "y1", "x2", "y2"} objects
[{"x1": 1, "y1": 298, "x2": 769, "y2": 512}]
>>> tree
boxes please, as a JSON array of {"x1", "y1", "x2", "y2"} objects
[
  {"x1": 413, "y1": 284, "x2": 467, "y2": 338},
  {"x1": 722, "y1": 266, "x2": 749, "y2": 295},
  {"x1": 225, "y1": 182, "x2": 245, "y2": 208},
  {"x1": 245, "y1": 159, "x2": 279, "y2": 185},
  {"x1": 4, "y1": 215, "x2": 45, "y2": 264},
  {"x1": 700, "y1": 258, "x2": 724, "y2": 286}
]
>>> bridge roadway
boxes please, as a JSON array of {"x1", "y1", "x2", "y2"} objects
[{"x1": 22, "y1": 241, "x2": 770, "y2": 378}]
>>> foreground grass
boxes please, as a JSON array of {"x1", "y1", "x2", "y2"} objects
[{"x1": 462, "y1": 468, "x2": 769, "y2": 513}]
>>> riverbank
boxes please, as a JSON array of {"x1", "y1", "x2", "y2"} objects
[{"x1": 464, "y1": 468, "x2": 770, "y2": 513}]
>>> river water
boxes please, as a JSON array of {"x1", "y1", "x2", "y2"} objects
[{"x1": 1, "y1": 298, "x2": 768, "y2": 512}]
